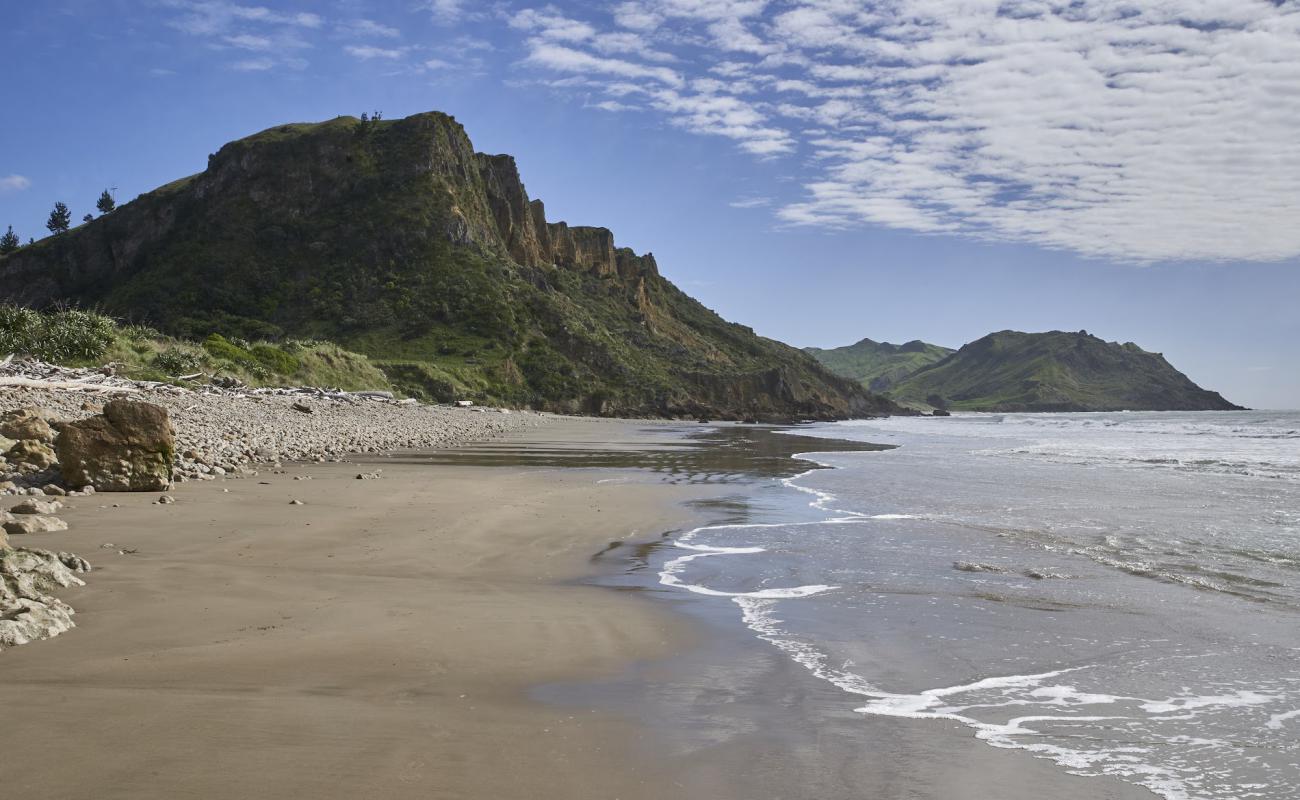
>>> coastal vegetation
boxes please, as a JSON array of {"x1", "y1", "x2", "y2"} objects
[{"x1": 0, "y1": 304, "x2": 390, "y2": 391}]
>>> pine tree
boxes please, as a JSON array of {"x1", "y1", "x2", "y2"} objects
[
  {"x1": 82, "y1": 213, "x2": 94, "y2": 224},
  {"x1": 46, "y1": 202, "x2": 71, "y2": 234},
  {"x1": 0, "y1": 226, "x2": 18, "y2": 254},
  {"x1": 96, "y1": 189, "x2": 116, "y2": 214}
]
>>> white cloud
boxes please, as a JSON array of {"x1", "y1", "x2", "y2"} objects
[
  {"x1": 0, "y1": 175, "x2": 32, "y2": 194},
  {"x1": 223, "y1": 33, "x2": 273, "y2": 50},
  {"x1": 506, "y1": 1, "x2": 1300, "y2": 263},
  {"x1": 345, "y1": 45, "x2": 406, "y2": 60},
  {"x1": 338, "y1": 19, "x2": 400, "y2": 39},
  {"x1": 729, "y1": 196, "x2": 772, "y2": 208},
  {"x1": 422, "y1": 0, "x2": 476, "y2": 25},
  {"x1": 524, "y1": 42, "x2": 683, "y2": 87},
  {"x1": 165, "y1": 2, "x2": 324, "y2": 36},
  {"x1": 230, "y1": 57, "x2": 274, "y2": 71}
]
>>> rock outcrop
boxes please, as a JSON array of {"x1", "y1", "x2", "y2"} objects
[
  {"x1": 56, "y1": 400, "x2": 175, "y2": 491},
  {"x1": 0, "y1": 546, "x2": 91, "y2": 649}
]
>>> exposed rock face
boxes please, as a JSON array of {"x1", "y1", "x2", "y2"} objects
[
  {"x1": 0, "y1": 547, "x2": 90, "y2": 649},
  {"x1": 56, "y1": 400, "x2": 176, "y2": 491}
]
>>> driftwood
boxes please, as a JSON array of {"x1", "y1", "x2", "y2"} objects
[{"x1": 0, "y1": 376, "x2": 140, "y2": 393}]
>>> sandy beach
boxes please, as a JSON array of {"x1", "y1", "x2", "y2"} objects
[{"x1": 0, "y1": 416, "x2": 1157, "y2": 800}]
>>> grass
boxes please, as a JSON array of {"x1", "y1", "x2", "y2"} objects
[{"x1": 1, "y1": 304, "x2": 392, "y2": 392}]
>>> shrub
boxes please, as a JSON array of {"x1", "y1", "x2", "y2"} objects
[
  {"x1": 41, "y1": 309, "x2": 117, "y2": 361},
  {"x1": 202, "y1": 333, "x2": 252, "y2": 363},
  {"x1": 0, "y1": 305, "x2": 43, "y2": 355},
  {"x1": 0, "y1": 305, "x2": 115, "y2": 362},
  {"x1": 250, "y1": 343, "x2": 299, "y2": 375},
  {"x1": 153, "y1": 347, "x2": 204, "y2": 375}
]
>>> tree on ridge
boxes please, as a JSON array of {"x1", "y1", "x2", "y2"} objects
[
  {"x1": 46, "y1": 202, "x2": 71, "y2": 235},
  {"x1": 0, "y1": 225, "x2": 18, "y2": 254}
]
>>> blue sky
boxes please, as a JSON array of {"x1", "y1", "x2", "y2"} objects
[{"x1": 2, "y1": 1, "x2": 1298, "y2": 408}]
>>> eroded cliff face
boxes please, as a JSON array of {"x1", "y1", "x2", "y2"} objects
[
  {"x1": 474, "y1": 152, "x2": 657, "y2": 279},
  {"x1": 0, "y1": 110, "x2": 896, "y2": 420}
]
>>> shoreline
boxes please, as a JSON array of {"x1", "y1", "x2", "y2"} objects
[
  {"x1": 2, "y1": 411, "x2": 1160, "y2": 799},
  {"x1": 0, "y1": 417, "x2": 724, "y2": 799}
]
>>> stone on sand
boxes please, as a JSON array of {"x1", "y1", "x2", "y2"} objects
[{"x1": 56, "y1": 400, "x2": 176, "y2": 492}]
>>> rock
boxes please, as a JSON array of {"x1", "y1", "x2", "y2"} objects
[
  {"x1": 3, "y1": 515, "x2": 69, "y2": 535},
  {"x1": 0, "y1": 546, "x2": 89, "y2": 649},
  {"x1": 158, "y1": 494, "x2": 176, "y2": 504},
  {"x1": 291, "y1": 402, "x2": 313, "y2": 414},
  {"x1": 0, "y1": 407, "x2": 56, "y2": 443},
  {"x1": 58, "y1": 552, "x2": 91, "y2": 573},
  {"x1": 0, "y1": 434, "x2": 16, "y2": 453},
  {"x1": 6, "y1": 439, "x2": 57, "y2": 469},
  {"x1": 289, "y1": 499, "x2": 304, "y2": 505},
  {"x1": 9, "y1": 498, "x2": 63, "y2": 515},
  {"x1": 41, "y1": 484, "x2": 67, "y2": 496},
  {"x1": 56, "y1": 400, "x2": 175, "y2": 492}
]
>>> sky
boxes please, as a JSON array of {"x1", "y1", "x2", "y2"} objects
[{"x1": 2, "y1": 0, "x2": 1298, "y2": 409}]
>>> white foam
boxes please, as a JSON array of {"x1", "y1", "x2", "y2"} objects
[
  {"x1": 1265, "y1": 709, "x2": 1300, "y2": 730},
  {"x1": 1139, "y1": 691, "x2": 1278, "y2": 715}
]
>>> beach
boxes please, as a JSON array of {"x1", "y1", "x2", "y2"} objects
[{"x1": 0, "y1": 409, "x2": 1168, "y2": 799}]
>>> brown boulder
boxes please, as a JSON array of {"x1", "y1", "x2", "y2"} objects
[
  {"x1": 55, "y1": 400, "x2": 176, "y2": 491},
  {"x1": 6, "y1": 439, "x2": 57, "y2": 470},
  {"x1": 0, "y1": 407, "x2": 55, "y2": 443}
]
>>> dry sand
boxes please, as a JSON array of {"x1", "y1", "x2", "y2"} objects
[
  {"x1": 0, "y1": 418, "x2": 1155, "y2": 800},
  {"x1": 0, "y1": 421, "x2": 711, "y2": 799}
]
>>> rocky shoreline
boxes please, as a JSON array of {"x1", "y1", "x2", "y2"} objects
[{"x1": 1, "y1": 381, "x2": 547, "y2": 651}]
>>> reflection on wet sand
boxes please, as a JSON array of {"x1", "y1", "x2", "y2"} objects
[{"x1": 381, "y1": 423, "x2": 892, "y2": 484}]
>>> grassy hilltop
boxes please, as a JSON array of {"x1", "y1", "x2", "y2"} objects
[{"x1": 804, "y1": 338, "x2": 954, "y2": 393}]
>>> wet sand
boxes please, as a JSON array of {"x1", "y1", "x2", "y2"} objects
[{"x1": 0, "y1": 418, "x2": 1153, "y2": 799}]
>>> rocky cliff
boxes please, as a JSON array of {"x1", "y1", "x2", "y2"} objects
[{"x1": 0, "y1": 111, "x2": 896, "y2": 419}]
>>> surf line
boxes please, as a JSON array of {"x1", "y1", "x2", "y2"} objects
[{"x1": 657, "y1": 450, "x2": 913, "y2": 602}]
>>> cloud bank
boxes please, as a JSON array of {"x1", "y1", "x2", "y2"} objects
[{"x1": 507, "y1": 1, "x2": 1300, "y2": 263}]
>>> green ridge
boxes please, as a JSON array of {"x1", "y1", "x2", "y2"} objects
[
  {"x1": 805, "y1": 338, "x2": 954, "y2": 392},
  {"x1": 888, "y1": 330, "x2": 1242, "y2": 412}
]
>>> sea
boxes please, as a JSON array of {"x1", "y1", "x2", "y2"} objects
[{"x1": 658, "y1": 411, "x2": 1300, "y2": 800}]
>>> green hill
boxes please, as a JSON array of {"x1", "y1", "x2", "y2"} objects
[
  {"x1": 805, "y1": 338, "x2": 954, "y2": 392},
  {"x1": 0, "y1": 111, "x2": 899, "y2": 420},
  {"x1": 889, "y1": 330, "x2": 1242, "y2": 412}
]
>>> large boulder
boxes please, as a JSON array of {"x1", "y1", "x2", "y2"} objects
[{"x1": 55, "y1": 400, "x2": 175, "y2": 491}]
